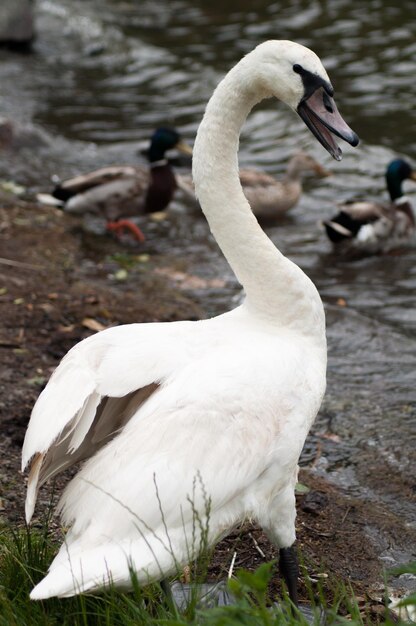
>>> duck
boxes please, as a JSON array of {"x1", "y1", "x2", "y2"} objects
[
  {"x1": 323, "y1": 158, "x2": 416, "y2": 255},
  {"x1": 45, "y1": 127, "x2": 192, "y2": 241},
  {"x1": 177, "y1": 151, "x2": 330, "y2": 220},
  {"x1": 22, "y1": 40, "x2": 358, "y2": 605}
]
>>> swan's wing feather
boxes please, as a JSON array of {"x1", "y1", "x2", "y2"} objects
[
  {"x1": 58, "y1": 402, "x2": 272, "y2": 535},
  {"x1": 89, "y1": 384, "x2": 158, "y2": 446},
  {"x1": 22, "y1": 356, "x2": 98, "y2": 469},
  {"x1": 22, "y1": 321, "x2": 198, "y2": 522}
]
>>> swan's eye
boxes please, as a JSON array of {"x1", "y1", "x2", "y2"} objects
[{"x1": 293, "y1": 64, "x2": 335, "y2": 101}]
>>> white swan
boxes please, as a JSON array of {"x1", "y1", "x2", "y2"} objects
[{"x1": 23, "y1": 40, "x2": 358, "y2": 603}]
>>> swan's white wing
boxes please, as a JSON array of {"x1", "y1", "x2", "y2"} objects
[
  {"x1": 22, "y1": 320, "x2": 199, "y2": 522},
  {"x1": 85, "y1": 334, "x2": 323, "y2": 533}
]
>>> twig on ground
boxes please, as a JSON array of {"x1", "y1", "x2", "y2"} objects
[
  {"x1": 228, "y1": 551, "x2": 237, "y2": 578},
  {"x1": 248, "y1": 532, "x2": 266, "y2": 558},
  {"x1": 0, "y1": 257, "x2": 44, "y2": 270}
]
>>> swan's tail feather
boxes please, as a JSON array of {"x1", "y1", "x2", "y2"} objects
[{"x1": 29, "y1": 536, "x2": 179, "y2": 600}]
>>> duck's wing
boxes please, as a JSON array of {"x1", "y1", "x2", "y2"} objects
[
  {"x1": 22, "y1": 320, "x2": 197, "y2": 523},
  {"x1": 176, "y1": 170, "x2": 296, "y2": 218},
  {"x1": 239, "y1": 169, "x2": 300, "y2": 217},
  {"x1": 64, "y1": 176, "x2": 149, "y2": 219},
  {"x1": 323, "y1": 200, "x2": 389, "y2": 243},
  {"x1": 239, "y1": 168, "x2": 278, "y2": 187},
  {"x1": 177, "y1": 169, "x2": 279, "y2": 191},
  {"x1": 53, "y1": 166, "x2": 144, "y2": 200},
  {"x1": 338, "y1": 200, "x2": 387, "y2": 221}
]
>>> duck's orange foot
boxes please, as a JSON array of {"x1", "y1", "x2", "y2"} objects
[{"x1": 106, "y1": 220, "x2": 145, "y2": 242}]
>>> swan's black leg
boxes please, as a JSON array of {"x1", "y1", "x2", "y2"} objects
[
  {"x1": 160, "y1": 579, "x2": 176, "y2": 611},
  {"x1": 279, "y1": 545, "x2": 299, "y2": 607}
]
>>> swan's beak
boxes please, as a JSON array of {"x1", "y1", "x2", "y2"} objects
[
  {"x1": 175, "y1": 140, "x2": 193, "y2": 156},
  {"x1": 297, "y1": 87, "x2": 359, "y2": 161}
]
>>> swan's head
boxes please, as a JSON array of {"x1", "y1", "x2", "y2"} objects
[{"x1": 253, "y1": 41, "x2": 359, "y2": 161}]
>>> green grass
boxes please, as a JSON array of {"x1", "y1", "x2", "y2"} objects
[{"x1": 0, "y1": 525, "x2": 414, "y2": 625}]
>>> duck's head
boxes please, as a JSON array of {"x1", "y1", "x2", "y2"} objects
[
  {"x1": 148, "y1": 127, "x2": 193, "y2": 163},
  {"x1": 252, "y1": 41, "x2": 359, "y2": 161},
  {"x1": 385, "y1": 158, "x2": 416, "y2": 201},
  {"x1": 287, "y1": 151, "x2": 332, "y2": 179}
]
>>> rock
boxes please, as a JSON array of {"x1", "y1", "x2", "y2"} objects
[
  {"x1": 0, "y1": 116, "x2": 49, "y2": 151},
  {"x1": 301, "y1": 491, "x2": 329, "y2": 515},
  {"x1": 0, "y1": 118, "x2": 14, "y2": 149},
  {"x1": 0, "y1": 0, "x2": 34, "y2": 47},
  {"x1": 170, "y1": 581, "x2": 234, "y2": 611}
]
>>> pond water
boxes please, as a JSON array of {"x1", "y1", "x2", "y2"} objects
[{"x1": 1, "y1": 0, "x2": 415, "y2": 563}]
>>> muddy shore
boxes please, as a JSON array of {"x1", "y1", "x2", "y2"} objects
[{"x1": 1, "y1": 196, "x2": 414, "y2": 621}]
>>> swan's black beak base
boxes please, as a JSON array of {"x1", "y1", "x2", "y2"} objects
[{"x1": 297, "y1": 87, "x2": 359, "y2": 161}]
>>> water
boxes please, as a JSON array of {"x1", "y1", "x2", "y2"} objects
[{"x1": 1, "y1": 0, "x2": 415, "y2": 544}]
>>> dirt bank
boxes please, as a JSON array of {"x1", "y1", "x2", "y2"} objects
[{"x1": 0, "y1": 196, "x2": 414, "y2": 621}]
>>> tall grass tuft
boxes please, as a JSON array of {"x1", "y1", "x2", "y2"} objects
[{"x1": 0, "y1": 523, "x2": 414, "y2": 625}]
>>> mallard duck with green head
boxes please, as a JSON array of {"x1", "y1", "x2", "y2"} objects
[
  {"x1": 41, "y1": 127, "x2": 192, "y2": 241},
  {"x1": 323, "y1": 158, "x2": 416, "y2": 255}
]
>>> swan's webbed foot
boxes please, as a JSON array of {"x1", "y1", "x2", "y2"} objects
[
  {"x1": 106, "y1": 219, "x2": 145, "y2": 242},
  {"x1": 279, "y1": 545, "x2": 299, "y2": 607}
]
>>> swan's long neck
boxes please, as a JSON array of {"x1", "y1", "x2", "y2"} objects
[{"x1": 193, "y1": 58, "x2": 324, "y2": 332}]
